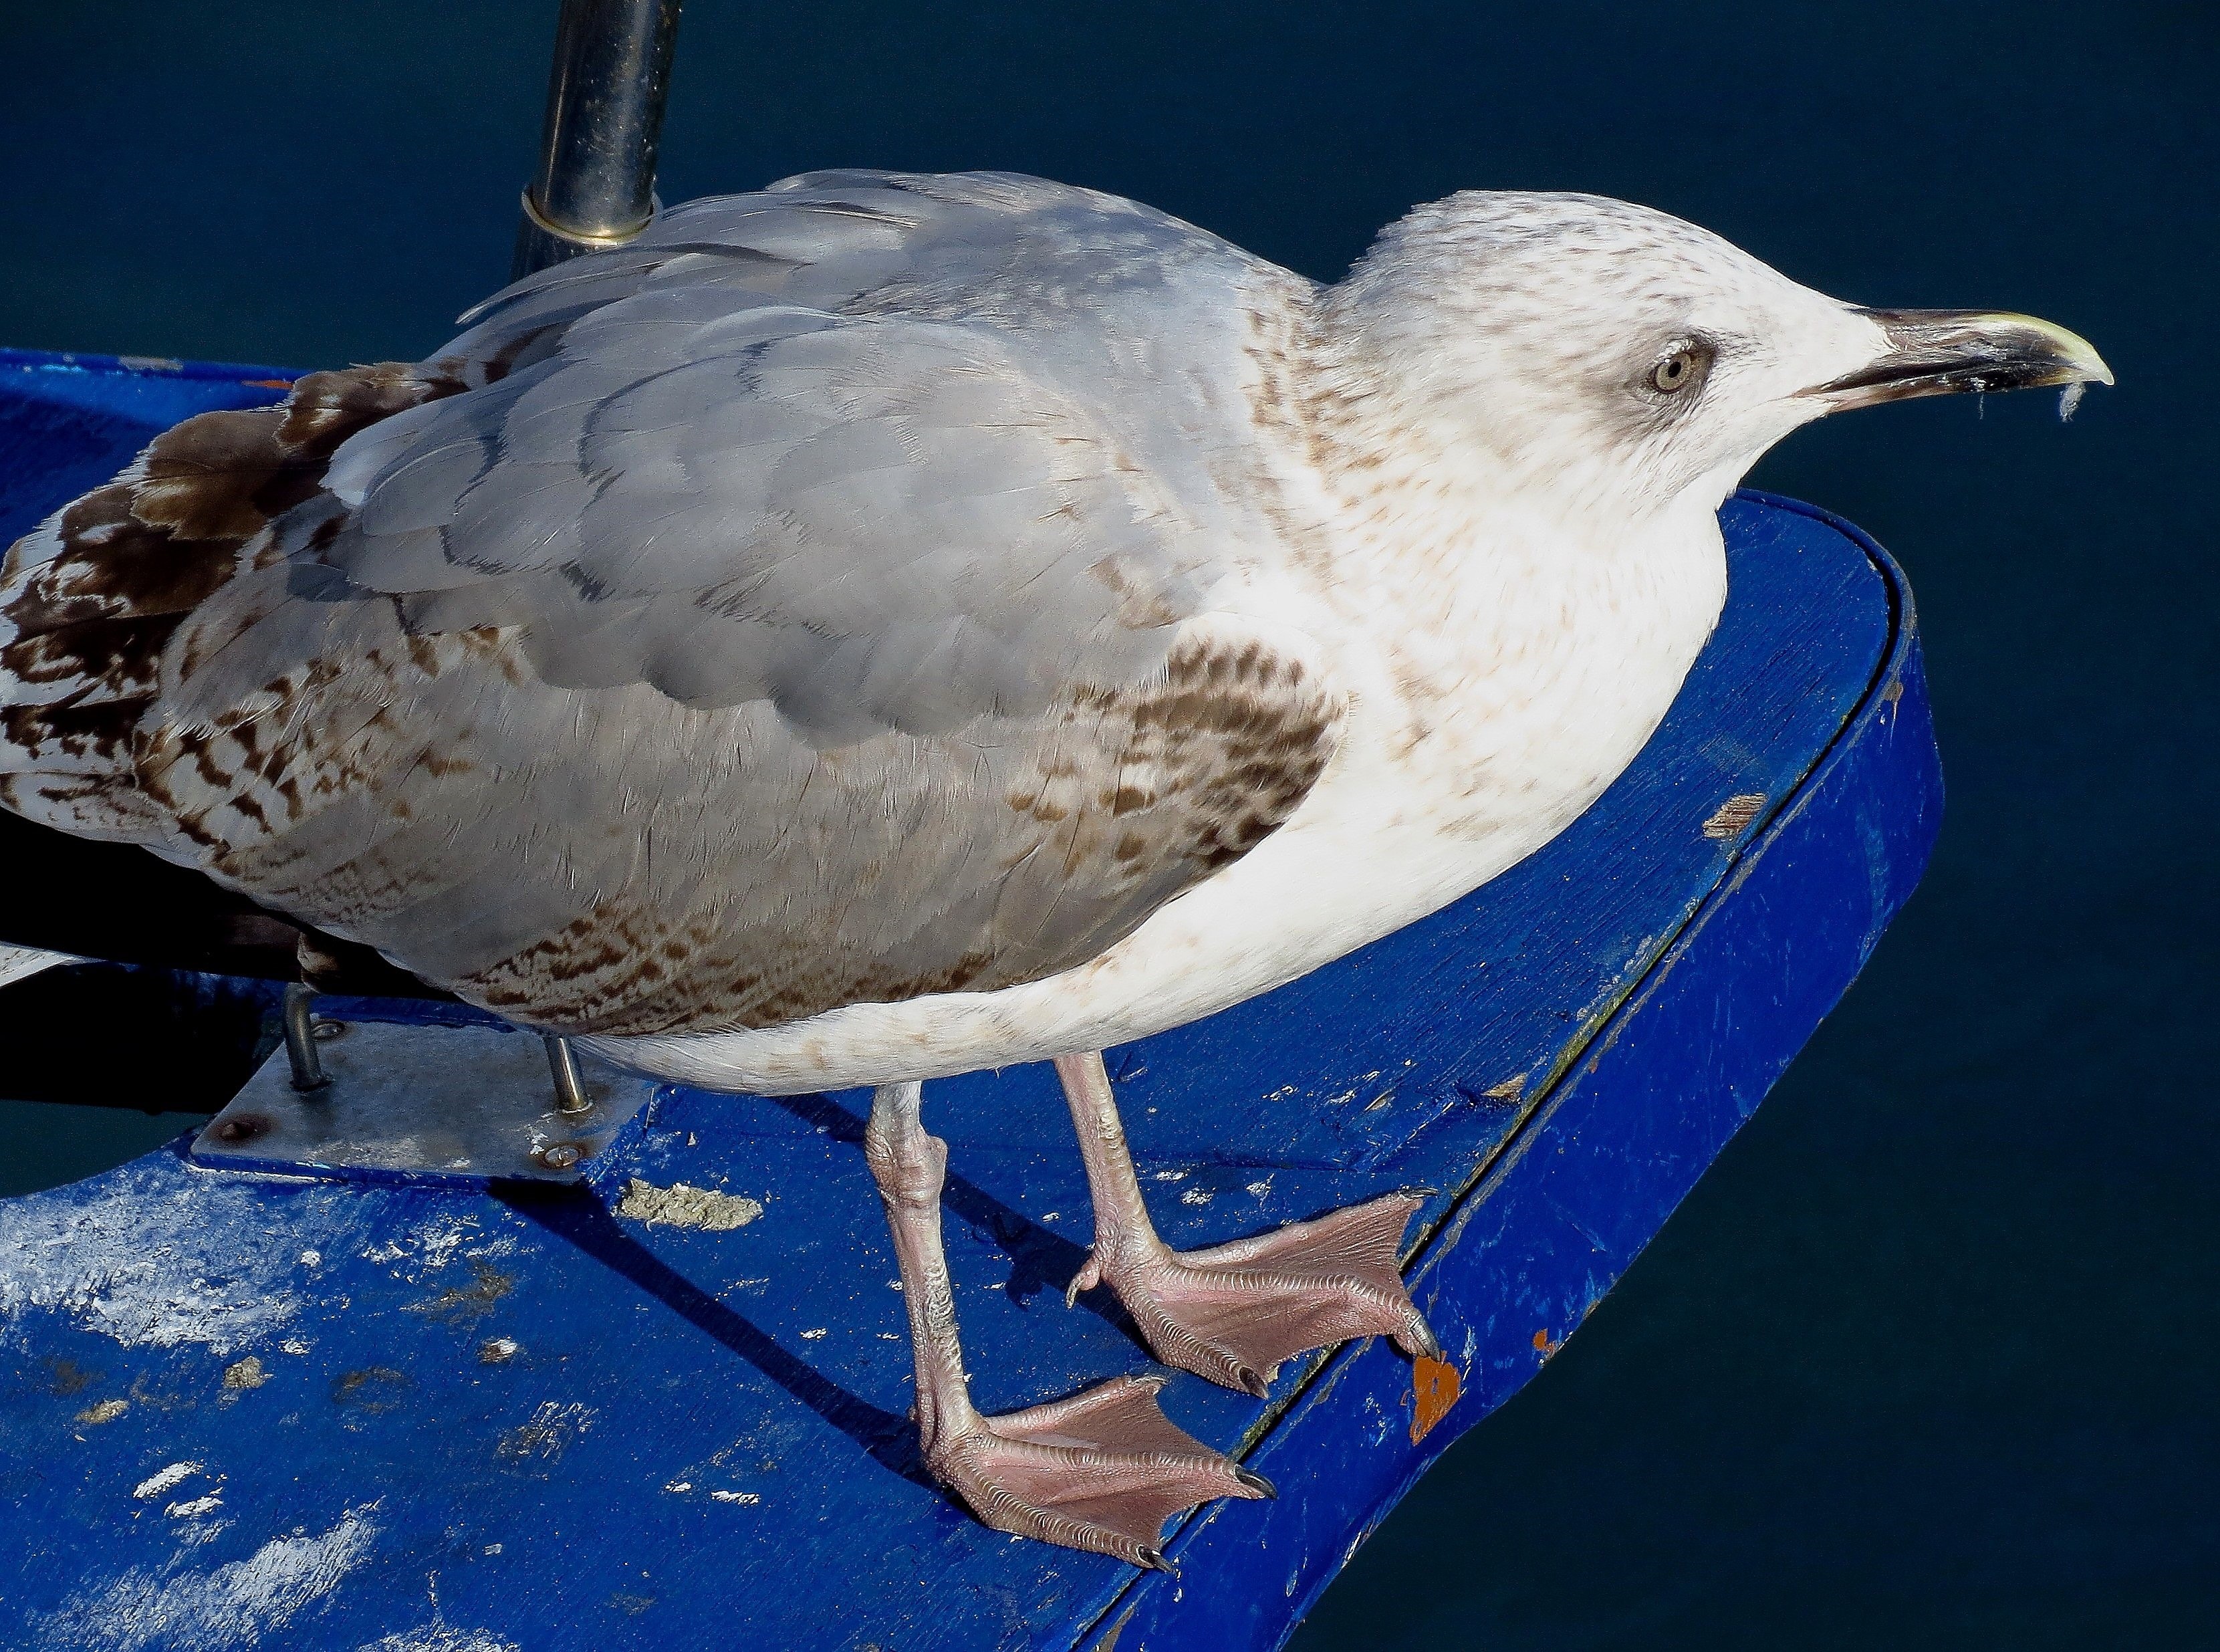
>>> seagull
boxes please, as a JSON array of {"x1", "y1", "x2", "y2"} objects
[{"x1": 0, "y1": 171, "x2": 2106, "y2": 1567}]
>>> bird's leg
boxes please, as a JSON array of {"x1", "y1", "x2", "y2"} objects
[
  {"x1": 864, "y1": 1078, "x2": 1267, "y2": 1567},
  {"x1": 1056, "y1": 1051, "x2": 1441, "y2": 1397}
]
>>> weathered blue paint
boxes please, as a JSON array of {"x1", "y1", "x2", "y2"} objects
[{"x1": 0, "y1": 353, "x2": 1937, "y2": 1651}]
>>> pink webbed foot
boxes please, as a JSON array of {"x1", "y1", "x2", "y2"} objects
[
  {"x1": 1070, "y1": 1191, "x2": 1441, "y2": 1397},
  {"x1": 927, "y1": 1373, "x2": 1271, "y2": 1568}
]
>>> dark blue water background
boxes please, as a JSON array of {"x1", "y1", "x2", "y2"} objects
[{"x1": 1, "y1": 2, "x2": 2212, "y2": 1643}]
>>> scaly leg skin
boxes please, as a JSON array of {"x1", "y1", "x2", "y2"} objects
[
  {"x1": 864, "y1": 1079, "x2": 1270, "y2": 1568},
  {"x1": 1056, "y1": 1051, "x2": 1442, "y2": 1398}
]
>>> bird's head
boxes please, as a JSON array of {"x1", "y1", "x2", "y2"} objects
[{"x1": 1312, "y1": 191, "x2": 2110, "y2": 529}]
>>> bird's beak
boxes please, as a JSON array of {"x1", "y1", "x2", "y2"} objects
[{"x1": 1808, "y1": 308, "x2": 2113, "y2": 410}]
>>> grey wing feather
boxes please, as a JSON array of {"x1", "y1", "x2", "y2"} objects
[{"x1": 2, "y1": 172, "x2": 1339, "y2": 1035}]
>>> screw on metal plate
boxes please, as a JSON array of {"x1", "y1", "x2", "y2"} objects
[
  {"x1": 546, "y1": 1034, "x2": 594, "y2": 1117},
  {"x1": 282, "y1": 983, "x2": 332, "y2": 1092},
  {"x1": 537, "y1": 1141, "x2": 586, "y2": 1171},
  {"x1": 213, "y1": 1113, "x2": 272, "y2": 1144},
  {"x1": 312, "y1": 1018, "x2": 346, "y2": 1042}
]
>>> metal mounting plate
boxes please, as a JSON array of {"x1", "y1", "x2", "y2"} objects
[{"x1": 189, "y1": 1016, "x2": 654, "y2": 1183}]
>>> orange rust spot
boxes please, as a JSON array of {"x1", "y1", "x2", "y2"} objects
[
  {"x1": 1409, "y1": 1355, "x2": 1461, "y2": 1443},
  {"x1": 240, "y1": 378, "x2": 296, "y2": 389},
  {"x1": 1532, "y1": 1327, "x2": 1562, "y2": 1359}
]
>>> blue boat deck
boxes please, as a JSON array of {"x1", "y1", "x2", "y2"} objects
[{"x1": 0, "y1": 352, "x2": 1939, "y2": 1651}]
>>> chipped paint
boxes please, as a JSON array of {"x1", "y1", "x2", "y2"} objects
[
  {"x1": 221, "y1": 1356, "x2": 269, "y2": 1395},
  {"x1": 332, "y1": 1367, "x2": 410, "y2": 1423},
  {"x1": 1702, "y1": 792, "x2": 1768, "y2": 839},
  {"x1": 405, "y1": 1262, "x2": 515, "y2": 1324},
  {"x1": 39, "y1": 1356, "x2": 96, "y2": 1396},
  {"x1": 75, "y1": 1398, "x2": 128, "y2": 1425},
  {"x1": 616, "y1": 1178, "x2": 764, "y2": 1231},
  {"x1": 495, "y1": 1401, "x2": 595, "y2": 1467}
]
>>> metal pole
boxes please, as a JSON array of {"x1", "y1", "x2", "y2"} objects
[
  {"x1": 545, "y1": 1034, "x2": 594, "y2": 1117},
  {"x1": 511, "y1": 0, "x2": 684, "y2": 280},
  {"x1": 282, "y1": 983, "x2": 331, "y2": 1092}
]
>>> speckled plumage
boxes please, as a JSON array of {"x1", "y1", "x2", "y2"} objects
[
  {"x1": 0, "y1": 170, "x2": 2106, "y2": 1094},
  {"x1": 0, "y1": 169, "x2": 2110, "y2": 1565},
  {"x1": 1, "y1": 174, "x2": 1351, "y2": 1040}
]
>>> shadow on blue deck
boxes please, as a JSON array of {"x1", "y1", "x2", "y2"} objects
[{"x1": 0, "y1": 352, "x2": 1937, "y2": 1651}]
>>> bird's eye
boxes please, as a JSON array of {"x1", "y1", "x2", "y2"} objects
[{"x1": 1649, "y1": 346, "x2": 1706, "y2": 394}]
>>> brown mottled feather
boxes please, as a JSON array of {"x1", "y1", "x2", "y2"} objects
[
  {"x1": 0, "y1": 367, "x2": 463, "y2": 832},
  {"x1": 0, "y1": 174, "x2": 1341, "y2": 1036}
]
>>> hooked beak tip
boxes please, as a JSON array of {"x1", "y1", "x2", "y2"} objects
[
  {"x1": 2003, "y1": 312, "x2": 2114, "y2": 388},
  {"x1": 1814, "y1": 308, "x2": 2112, "y2": 408}
]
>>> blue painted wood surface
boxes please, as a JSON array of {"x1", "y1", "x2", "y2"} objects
[{"x1": 0, "y1": 353, "x2": 1939, "y2": 1651}]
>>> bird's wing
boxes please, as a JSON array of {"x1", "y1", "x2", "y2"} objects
[{"x1": 1, "y1": 172, "x2": 1340, "y2": 1035}]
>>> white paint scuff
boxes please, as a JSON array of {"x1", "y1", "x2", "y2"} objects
[
  {"x1": 32, "y1": 1504, "x2": 379, "y2": 1651},
  {"x1": 359, "y1": 1213, "x2": 513, "y2": 1278},
  {"x1": 132, "y1": 1462, "x2": 202, "y2": 1501},
  {"x1": 358, "y1": 1623, "x2": 521, "y2": 1652},
  {"x1": 0, "y1": 1177, "x2": 326, "y2": 1354}
]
